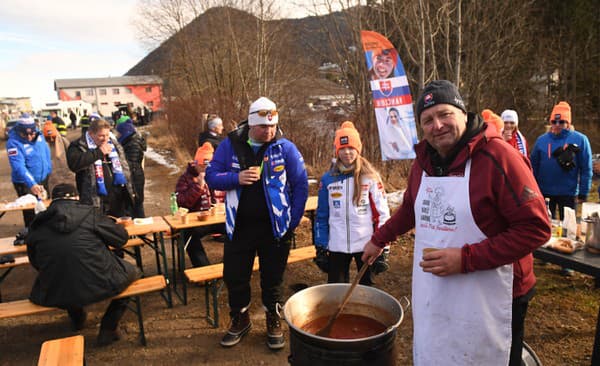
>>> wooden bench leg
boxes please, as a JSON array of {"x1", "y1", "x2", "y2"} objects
[{"x1": 204, "y1": 280, "x2": 223, "y2": 328}]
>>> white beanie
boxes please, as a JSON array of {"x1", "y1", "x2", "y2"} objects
[
  {"x1": 207, "y1": 116, "x2": 223, "y2": 130},
  {"x1": 248, "y1": 97, "x2": 278, "y2": 126},
  {"x1": 501, "y1": 109, "x2": 519, "y2": 126}
]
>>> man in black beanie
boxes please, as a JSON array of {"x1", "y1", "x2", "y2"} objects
[
  {"x1": 363, "y1": 80, "x2": 551, "y2": 365},
  {"x1": 26, "y1": 183, "x2": 139, "y2": 346}
]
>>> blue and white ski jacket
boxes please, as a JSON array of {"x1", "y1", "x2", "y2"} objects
[
  {"x1": 314, "y1": 170, "x2": 390, "y2": 253},
  {"x1": 205, "y1": 124, "x2": 308, "y2": 240}
]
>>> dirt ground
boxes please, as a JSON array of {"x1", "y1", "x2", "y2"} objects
[{"x1": 0, "y1": 125, "x2": 598, "y2": 365}]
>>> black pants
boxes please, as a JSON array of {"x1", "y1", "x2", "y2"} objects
[
  {"x1": 508, "y1": 287, "x2": 534, "y2": 366},
  {"x1": 547, "y1": 195, "x2": 576, "y2": 221},
  {"x1": 13, "y1": 177, "x2": 49, "y2": 227},
  {"x1": 223, "y1": 221, "x2": 291, "y2": 313},
  {"x1": 327, "y1": 251, "x2": 373, "y2": 286},
  {"x1": 185, "y1": 223, "x2": 225, "y2": 267},
  {"x1": 67, "y1": 298, "x2": 130, "y2": 331},
  {"x1": 103, "y1": 185, "x2": 132, "y2": 218}
]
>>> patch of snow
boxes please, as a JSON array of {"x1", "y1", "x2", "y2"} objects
[{"x1": 145, "y1": 147, "x2": 180, "y2": 175}]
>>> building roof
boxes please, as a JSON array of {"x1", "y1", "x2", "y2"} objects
[{"x1": 54, "y1": 76, "x2": 163, "y2": 90}]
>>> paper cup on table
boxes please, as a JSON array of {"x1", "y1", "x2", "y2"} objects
[
  {"x1": 181, "y1": 214, "x2": 189, "y2": 224},
  {"x1": 215, "y1": 202, "x2": 225, "y2": 215}
]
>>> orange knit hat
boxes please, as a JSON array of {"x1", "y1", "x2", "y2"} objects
[
  {"x1": 550, "y1": 101, "x2": 571, "y2": 124},
  {"x1": 481, "y1": 109, "x2": 504, "y2": 134},
  {"x1": 43, "y1": 120, "x2": 58, "y2": 141},
  {"x1": 194, "y1": 142, "x2": 214, "y2": 166},
  {"x1": 334, "y1": 121, "x2": 362, "y2": 155}
]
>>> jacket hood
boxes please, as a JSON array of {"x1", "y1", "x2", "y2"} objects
[{"x1": 30, "y1": 200, "x2": 94, "y2": 234}]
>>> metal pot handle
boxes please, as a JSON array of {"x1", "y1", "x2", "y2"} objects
[{"x1": 400, "y1": 296, "x2": 411, "y2": 312}]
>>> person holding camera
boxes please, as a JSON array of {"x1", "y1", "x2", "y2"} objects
[
  {"x1": 313, "y1": 121, "x2": 391, "y2": 286},
  {"x1": 530, "y1": 101, "x2": 592, "y2": 222}
]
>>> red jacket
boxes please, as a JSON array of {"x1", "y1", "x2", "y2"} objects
[
  {"x1": 175, "y1": 164, "x2": 212, "y2": 212},
  {"x1": 372, "y1": 122, "x2": 551, "y2": 298}
]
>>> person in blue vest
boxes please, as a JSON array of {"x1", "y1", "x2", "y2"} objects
[
  {"x1": 6, "y1": 113, "x2": 52, "y2": 226},
  {"x1": 206, "y1": 97, "x2": 308, "y2": 350}
]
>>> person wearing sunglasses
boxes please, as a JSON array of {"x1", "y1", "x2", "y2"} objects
[
  {"x1": 206, "y1": 97, "x2": 308, "y2": 350},
  {"x1": 530, "y1": 101, "x2": 593, "y2": 270},
  {"x1": 6, "y1": 113, "x2": 52, "y2": 226}
]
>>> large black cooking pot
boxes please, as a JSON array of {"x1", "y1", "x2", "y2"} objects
[{"x1": 281, "y1": 284, "x2": 408, "y2": 366}]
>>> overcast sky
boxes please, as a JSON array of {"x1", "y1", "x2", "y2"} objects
[{"x1": 0, "y1": 0, "x2": 326, "y2": 110}]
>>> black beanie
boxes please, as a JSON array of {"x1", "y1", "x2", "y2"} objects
[
  {"x1": 415, "y1": 80, "x2": 467, "y2": 122},
  {"x1": 52, "y1": 183, "x2": 79, "y2": 200}
]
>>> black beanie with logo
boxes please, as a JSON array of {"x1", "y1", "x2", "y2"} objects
[{"x1": 415, "y1": 80, "x2": 467, "y2": 122}]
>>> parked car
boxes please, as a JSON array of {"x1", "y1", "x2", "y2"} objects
[{"x1": 3, "y1": 119, "x2": 19, "y2": 140}]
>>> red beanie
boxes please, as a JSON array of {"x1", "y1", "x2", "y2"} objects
[{"x1": 334, "y1": 121, "x2": 362, "y2": 155}]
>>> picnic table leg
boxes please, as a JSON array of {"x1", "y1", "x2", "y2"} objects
[
  {"x1": 169, "y1": 230, "x2": 189, "y2": 305},
  {"x1": 133, "y1": 246, "x2": 144, "y2": 272},
  {"x1": 154, "y1": 232, "x2": 172, "y2": 308}
]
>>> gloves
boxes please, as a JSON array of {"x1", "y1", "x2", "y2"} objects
[
  {"x1": 371, "y1": 247, "x2": 390, "y2": 275},
  {"x1": 313, "y1": 247, "x2": 329, "y2": 273},
  {"x1": 13, "y1": 227, "x2": 28, "y2": 246}
]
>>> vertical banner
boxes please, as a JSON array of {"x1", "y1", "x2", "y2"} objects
[{"x1": 361, "y1": 30, "x2": 418, "y2": 161}]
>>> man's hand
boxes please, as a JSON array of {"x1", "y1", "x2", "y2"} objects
[
  {"x1": 419, "y1": 247, "x2": 462, "y2": 276},
  {"x1": 238, "y1": 168, "x2": 260, "y2": 185},
  {"x1": 30, "y1": 184, "x2": 43, "y2": 197},
  {"x1": 361, "y1": 240, "x2": 384, "y2": 265},
  {"x1": 99, "y1": 143, "x2": 112, "y2": 155}
]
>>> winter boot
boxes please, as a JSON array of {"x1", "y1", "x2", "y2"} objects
[
  {"x1": 265, "y1": 310, "x2": 285, "y2": 350},
  {"x1": 220, "y1": 310, "x2": 251, "y2": 347}
]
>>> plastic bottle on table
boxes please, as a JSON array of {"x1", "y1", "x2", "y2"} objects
[{"x1": 170, "y1": 192, "x2": 178, "y2": 215}]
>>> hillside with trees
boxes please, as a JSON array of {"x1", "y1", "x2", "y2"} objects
[{"x1": 127, "y1": 1, "x2": 599, "y2": 186}]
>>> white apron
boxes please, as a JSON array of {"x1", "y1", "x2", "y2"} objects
[{"x1": 412, "y1": 159, "x2": 513, "y2": 365}]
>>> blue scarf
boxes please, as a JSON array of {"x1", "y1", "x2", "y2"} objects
[{"x1": 86, "y1": 132, "x2": 127, "y2": 196}]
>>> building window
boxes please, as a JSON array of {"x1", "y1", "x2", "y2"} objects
[
  {"x1": 125, "y1": 87, "x2": 132, "y2": 94},
  {"x1": 99, "y1": 88, "x2": 107, "y2": 95},
  {"x1": 101, "y1": 102, "x2": 108, "y2": 105},
  {"x1": 75, "y1": 91, "x2": 81, "y2": 97},
  {"x1": 145, "y1": 87, "x2": 152, "y2": 93},
  {"x1": 147, "y1": 101, "x2": 154, "y2": 107},
  {"x1": 86, "y1": 88, "x2": 94, "y2": 96},
  {"x1": 113, "y1": 88, "x2": 120, "y2": 95}
]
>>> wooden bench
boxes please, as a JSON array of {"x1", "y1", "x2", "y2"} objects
[
  {"x1": 0, "y1": 275, "x2": 167, "y2": 346},
  {"x1": 184, "y1": 245, "x2": 316, "y2": 327},
  {"x1": 38, "y1": 335, "x2": 84, "y2": 366}
]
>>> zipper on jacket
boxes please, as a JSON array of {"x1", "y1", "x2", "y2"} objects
[{"x1": 345, "y1": 177, "x2": 350, "y2": 252}]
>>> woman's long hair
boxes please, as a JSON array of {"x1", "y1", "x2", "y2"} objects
[{"x1": 333, "y1": 155, "x2": 383, "y2": 206}]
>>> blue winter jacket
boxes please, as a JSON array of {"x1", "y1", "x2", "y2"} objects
[
  {"x1": 530, "y1": 129, "x2": 592, "y2": 198},
  {"x1": 205, "y1": 124, "x2": 309, "y2": 240},
  {"x1": 7, "y1": 128, "x2": 52, "y2": 188}
]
